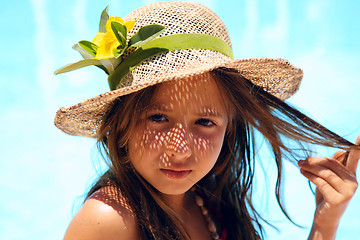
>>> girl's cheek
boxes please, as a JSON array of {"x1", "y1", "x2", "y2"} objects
[
  {"x1": 159, "y1": 152, "x2": 172, "y2": 167},
  {"x1": 193, "y1": 131, "x2": 226, "y2": 159},
  {"x1": 141, "y1": 127, "x2": 167, "y2": 151},
  {"x1": 193, "y1": 135, "x2": 212, "y2": 156},
  {"x1": 129, "y1": 128, "x2": 167, "y2": 164}
]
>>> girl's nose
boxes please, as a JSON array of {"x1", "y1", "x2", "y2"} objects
[{"x1": 165, "y1": 123, "x2": 192, "y2": 160}]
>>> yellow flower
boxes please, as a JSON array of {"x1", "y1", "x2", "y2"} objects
[
  {"x1": 105, "y1": 16, "x2": 135, "y2": 32},
  {"x1": 92, "y1": 32, "x2": 119, "y2": 59},
  {"x1": 92, "y1": 17, "x2": 135, "y2": 59}
]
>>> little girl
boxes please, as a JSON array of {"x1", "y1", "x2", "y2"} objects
[{"x1": 55, "y1": 2, "x2": 360, "y2": 239}]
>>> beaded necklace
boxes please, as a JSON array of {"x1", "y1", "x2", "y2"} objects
[{"x1": 192, "y1": 188, "x2": 220, "y2": 240}]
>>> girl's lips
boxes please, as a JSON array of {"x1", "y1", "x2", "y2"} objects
[{"x1": 160, "y1": 169, "x2": 191, "y2": 180}]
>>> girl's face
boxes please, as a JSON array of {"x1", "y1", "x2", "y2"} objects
[{"x1": 128, "y1": 73, "x2": 228, "y2": 195}]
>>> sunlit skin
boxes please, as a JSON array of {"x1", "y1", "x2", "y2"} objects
[
  {"x1": 128, "y1": 73, "x2": 228, "y2": 202},
  {"x1": 299, "y1": 135, "x2": 360, "y2": 240}
]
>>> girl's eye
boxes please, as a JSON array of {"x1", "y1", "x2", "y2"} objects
[
  {"x1": 147, "y1": 114, "x2": 168, "y2": 123},
  {"x1": 195, "y1": 118, "x2": 216, "y2": 127}
]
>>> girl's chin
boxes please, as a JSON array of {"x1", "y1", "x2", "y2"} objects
[{"x1": 156, "y1": 184, "x2": 195, "y2": 196}]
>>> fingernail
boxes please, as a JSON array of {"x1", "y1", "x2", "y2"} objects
[{"x1": 298, "y1": 160, "x2": 305, "y2": 166}]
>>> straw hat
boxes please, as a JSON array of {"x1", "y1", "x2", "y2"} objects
[{"x1": 54, "y1": 1, "x2": 303, "y2": 138}]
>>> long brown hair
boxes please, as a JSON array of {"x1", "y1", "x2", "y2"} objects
[{"x1": 86, "y1": 67, "x2": 356, "y2": 239}]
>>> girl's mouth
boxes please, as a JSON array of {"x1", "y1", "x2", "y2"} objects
[{"x1": 160, "y1": 169, "x2": 192, "y2": 180}]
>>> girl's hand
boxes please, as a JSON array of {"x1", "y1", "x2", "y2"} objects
[{"x1": 298, "y1": 135, "x2": 360, "y2": 240}]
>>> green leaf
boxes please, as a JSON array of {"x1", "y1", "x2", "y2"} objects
[
  {"x1": 78, "y1": 40, "x2": 98, "y2": 57},
  {"x1": 108, "y1": 47, "x2": 168, "y2": 90},
  {"x1": 99, "y1": 6, "x2": 109, "y2": 33},
  {"x1": 128, "y1": 24, "x2": 165, "y2": 48},
  {"x1": 100, "y1": 58, "x2": 122, "y2": 74},
  {"x1": 113, "y1": 47, "x2": 126, "y2": 58},
  {"x1": 72, "y1": 43, "x2": 94, "y2": 59},
  {"x1": 111, "y1": 21, "x2": 127, "y2": 47},
  {"x1": 54, "y1": 59, "x2": 101, "y2": 75}
]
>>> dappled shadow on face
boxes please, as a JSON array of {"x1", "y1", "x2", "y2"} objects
[{"x1": 130, "y1": 72, "x2": 228, "y2": 172}]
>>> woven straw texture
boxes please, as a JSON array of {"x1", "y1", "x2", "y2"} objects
[{"x1": 55, "y1": 1, "x2": 303, "y2": 138}]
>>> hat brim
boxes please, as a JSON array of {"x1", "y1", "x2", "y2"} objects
[{"x1": 54, "y1": 57, "x2": 303, "y2": 138}]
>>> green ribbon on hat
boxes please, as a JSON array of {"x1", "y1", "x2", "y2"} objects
[{"x1": 107, "y1": 33, "x2": 234, "y2": 90}]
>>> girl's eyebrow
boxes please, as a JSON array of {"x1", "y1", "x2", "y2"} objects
[
  {"x1": 147, "y1": 104, "x2": 172, "y2": 112},
  {"x1": 197, "y1": 108, "x2": 223, "y2": 118}
]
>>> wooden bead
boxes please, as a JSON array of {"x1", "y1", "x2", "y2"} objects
[
  {"x1": 212, "y1": 232, "x2": 220, "y2": 239},
  {"x1": 208, "y1": 220, "x2": 216, "y2": 233},
  {"x1": 195, "y1": 195, "x2": 204, "y2": 207},
  {"x1": 201, "y1": 206, "x2": 208, "y2": 215}
]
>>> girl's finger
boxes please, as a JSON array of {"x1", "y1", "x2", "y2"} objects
[
  {"x1": 332, "y1": 150, "x2": 347, "y2": 164},
  {"x1": 300, "y1": 166, "x2": 357, "y2": 205},
  {"x1": 300, "y1": 168, "x2": 340, "y2": 198},
  {"x1": 300, "y1": 157, "x2": 356, "y2": 182},
  {"x1": 346, "y1": 135, "x2": 360, "y2": 176},
  {"x1": 299, "y1": 159, "x2": 350, "y2": 194}
]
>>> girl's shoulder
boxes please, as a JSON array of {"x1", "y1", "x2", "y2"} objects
[{"x1": 63, "y1": 185, "x2": 139, "y2": 240}]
